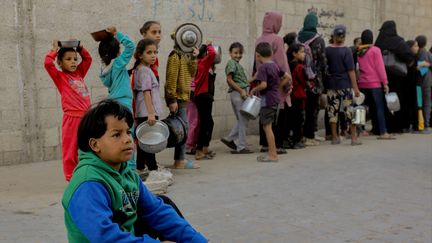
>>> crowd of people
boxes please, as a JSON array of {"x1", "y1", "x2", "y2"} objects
[{"x1": 43, "y1": 10, "x2": 431, "y2": 242}]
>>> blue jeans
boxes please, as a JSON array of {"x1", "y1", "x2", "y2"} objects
[{"x1": 361, "y1": 88, "x2": 387, "y2": 135}]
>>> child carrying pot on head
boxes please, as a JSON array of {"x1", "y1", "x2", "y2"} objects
[
  {"x1": 44, "y1": 39, "x2": 92, "y2": 182},
  {"x1": 164, "y1": 28, "x2": 200, "y2": 169}
]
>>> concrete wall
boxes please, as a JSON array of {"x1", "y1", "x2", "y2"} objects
[{"x1": 1, "y1": 0, "x2": 431, "y2": 165}]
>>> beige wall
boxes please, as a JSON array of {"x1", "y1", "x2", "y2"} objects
[{"x1": 1, "y1": 0, "x2": 431, "y2": 165}]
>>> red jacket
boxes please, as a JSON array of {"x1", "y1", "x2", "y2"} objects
[
  {"x1": 44, "y1": 48, "x2": 92, "y2": 117},
  {"x1": 194, "y1": 46, "x2": 216, "y2": 96},
  {"x1": 290, "y1": 62, "x2": 307, "y2": 100}
]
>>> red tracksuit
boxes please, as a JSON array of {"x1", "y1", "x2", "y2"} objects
[{"x1": 44, "y1": 48, "x2": 92, "y2": 181}]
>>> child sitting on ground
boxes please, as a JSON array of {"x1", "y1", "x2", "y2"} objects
[
  {"x1": 44, "y1": 39, "x2": 92, "y2": 182},
  {"x1": 250, "y1": 42, "x2": 290, "y2": 162},
  {"x1": 62, "y1": 99, "x2": 207, "y2": 242}
]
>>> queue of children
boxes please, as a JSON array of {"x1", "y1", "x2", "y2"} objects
[{"x1": 44, "y1": 10, "x2": 431, "y2": 242}]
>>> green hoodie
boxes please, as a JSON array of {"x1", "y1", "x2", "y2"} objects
[{"x1": 62, "y1": 150, "x2": 140, "y2": 242}]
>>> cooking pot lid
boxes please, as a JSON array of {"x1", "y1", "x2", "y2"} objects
[{"x1": 175, "y1": 23, "x2": 202, "y2": 53}]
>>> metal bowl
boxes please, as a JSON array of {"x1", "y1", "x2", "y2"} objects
[
  {"x1": 91, "y1": 30, "x2": 111, "y2": 42},
  {"x1": 212, "y1": 45, "x2": 222, "y2": 64},
  {"x1": 136, "y1": 121, "x2": 169, "y2": 153},
  {"x1": 174, "y1": 23, "x2": 202, "y2": 53},
  {"x1": 58, "y1": 40, "x2": 80, "y2": 48}
]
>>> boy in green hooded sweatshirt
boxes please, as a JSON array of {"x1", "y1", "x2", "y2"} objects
[{"x1": 62, "y1": 99, "x2": 207, "y2": 243}]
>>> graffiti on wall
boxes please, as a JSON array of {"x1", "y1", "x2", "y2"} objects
[
  {"x1": 151, "y1": 0, "x2": 215, "y2": 21},
  {"x1": 307, "y1": 6, "x2": 345, "y2": 30}
]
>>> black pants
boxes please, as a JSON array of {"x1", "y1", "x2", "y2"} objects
[
  {"x1": 386, "y1": 75, "x2": 406, "y2": 133},
  {"x1": 195, "y1": 94, "x2": 214, "y2": 150},
  {"x1": 136, "y1": 116, "x2": 159, "y2": 171},
  {"x1": 304, "y1": 92, "x2": 319, "y2": 139},
  {"x1": 134, "y1": 195, "x2": 184, "y2": 240},
  {"x1": 287, "y1": 99, "x2": 305, "y2": 144}
]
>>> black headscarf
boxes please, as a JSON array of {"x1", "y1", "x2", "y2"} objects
[
  {"x1": 375, "y1": 20, "x2": 414, "y2": 64},
  {"x1": 375, "y1": 21, "x2": 406, "y2": 51},
  {"x1": 361, "y1": 29, "x2": 373, "y2": 45}
]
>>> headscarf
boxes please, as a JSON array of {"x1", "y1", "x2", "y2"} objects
[
  {"x1": 375, "y1": 20, "x2": 414, "y2": 64},
  {"x1": 255, "y1": 11, "x2": 289, "y2": 74},
  {"x1": 374, "y1": 20, "x2": 404, "y2": 52},
  {"x1": 298, "y1": 12, "x2": 318, "y2": 43}
]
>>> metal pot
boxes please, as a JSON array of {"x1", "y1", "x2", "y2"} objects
[
  {"x1": 211, "y1": 45, "x2": 222, "y2": 64},
  {"x1": 162, "y1": 113, "x2": 188, "y2": 148},
  {"x1": 136, "y1": 121, "x2": 169, "y2": 153},
  {"x1": 352, "y1": 106, "x2": 366, "y2": 125},
  {"x1": 240, "y1": 95, "x2": 261, "y2": 120},
  {"x1": 385, "y1": 92, "x2": 400, "y2": 113},
  {"x1": 58, "y1": 40, "x2": 80, "y2": 48},
  {"x1": 174, "y1": 23, "x2": 202, "y2": 53}
]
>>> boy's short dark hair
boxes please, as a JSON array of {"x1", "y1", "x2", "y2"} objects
[
  {"x1": 77, "y1": 99, "x2": 134, "y2": 152},
  {"x1": 98, "y1": 37, "x2": 120, "y2": 66},
  {"x1": 415, "y1": 35, "x2": 427, "y2": 49},
  {"x1": 57, "y1": 48, "x2": 76, "y2": 61},
  {"x1": 229, "y1": 42, "x2": 244, "y2": 53},
  {"x1": 255, "y1": 42, "x2": 272, "y2": 57}
]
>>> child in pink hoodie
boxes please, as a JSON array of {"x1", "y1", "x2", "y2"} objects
[{"x1": 357, "y1": 29, "x2": 394, "y2": 139}]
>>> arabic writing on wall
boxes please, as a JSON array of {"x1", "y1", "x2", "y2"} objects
[{"x1": 151, "y1": 0, "x2": 215, "y2": 21}]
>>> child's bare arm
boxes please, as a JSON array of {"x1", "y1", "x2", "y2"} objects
[
  {"x1": 143, "y1": 90, "x2": 156, "y2": 126},
  {"x1": 250, "y1": 81, "x2": 267, "y2": 96}
]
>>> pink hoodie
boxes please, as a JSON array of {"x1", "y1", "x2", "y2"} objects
[
  {"x1": 255, "y1": 11, "x2": 290, "y2": 74},
  {"x1": 357, "y1": 46, "x2": 388, "y2": 89}
]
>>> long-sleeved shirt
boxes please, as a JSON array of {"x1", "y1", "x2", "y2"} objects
[
  {"x1": 357, "y1": 46, "x2": 388, "y2": 89},
  {"x1": 99, "y1": 32, "x2": 135, "y2": 112},
  {"x1": 164, "y1": 48, "x2": 197, "y2": 105},
  {"x1": 194, "y1": 46, "x2": 216, "y2": 96},
  {"x1": 44, "y1": 47, "x2": 92, "y2": 116}
]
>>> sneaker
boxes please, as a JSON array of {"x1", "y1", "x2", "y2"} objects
[
  {"x1": 277, "y1": 148, "x2": 287, "y2": 154},
  {"x1": 149, "y1": 169, "x2": 174, "y2": 186},
  {"x1": 231, "y1": 148, "x2": 253, "y2": 154},
  {"x1": 314, "y1": 135, "x2": 326, "y2": 142},
  {"x1": 143, "y1": 180, "x2": 169, "y2": 195},
  {"x1": 304, "y1": 138, "x2": 320, "y2": 146},
  {"x1": 220, "y1": 138, "x2": 237, "y2": 150},
  {"x1": 292, "y1": 142, "x2": 306, "y2": 149}
]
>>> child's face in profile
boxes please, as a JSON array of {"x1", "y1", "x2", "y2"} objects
[
  {"x1": 58, "y1": 51, "x2": 78, "y2": 72},
  {"x1": 91, "y1": 115, "x2": 133, "y2": 170},
  {"x1": 142, "y1": 24, "x2": 161, "y2": 45},
  {"x1": 294, "y1": 47, "x2": 305, "y2": 62},
  {"x1": 230, "y1": 47, "x2": 243, "y2": 62},
  {"x1": 140, "y1": 44, "x2": 158, "y2": 66}
]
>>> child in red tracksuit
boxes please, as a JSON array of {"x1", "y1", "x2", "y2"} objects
[
  {"x1": 44, "y1": 40, "x2": 92, "y2": 181},
  {"x1": 287, "y1": 43, "x2": 308, "y2": 149}
]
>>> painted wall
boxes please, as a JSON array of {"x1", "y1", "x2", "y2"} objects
[{"x1": 1, "y1": 0, "x2": 431, "y2": 165}]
